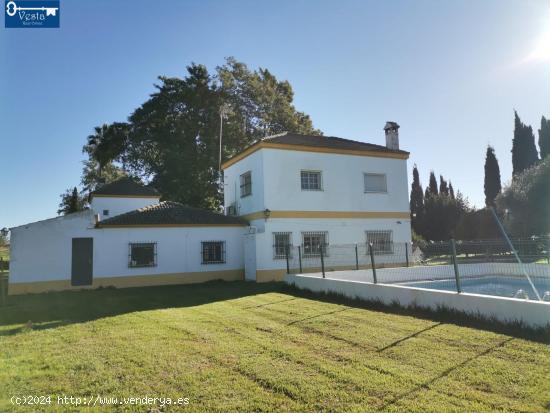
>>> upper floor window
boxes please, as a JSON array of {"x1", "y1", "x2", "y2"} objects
[
  {"x1": 202, "y1": 241, "x2": 226, "y2": 264},
  {"x1": 273, "y1": 232, "x2": 292, "y2": 259},
  {"x1": 302, "y1": 231, "x2": 329, "y2": 257},
  {"x1": 240, "y1": 171, "x2": 252, "y2": 197},
  {"x1": 129, "y1": 242, "x2": 157, "y2": 268},
  {"x1": 364, "y1": 173, "x2": 387, "y2": 193},
  {"x1": 301, "y1": 170, "x2": 322, "y2": 191},
  {"x1": 366, "y1": 230, "x2": 393, "y2": 254}
]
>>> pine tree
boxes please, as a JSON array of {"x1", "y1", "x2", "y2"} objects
[
  {"x1": 410, "y1": 165, "x2": 424, "y2": 234},
  {"x1": 539, "y1": 116, "x2": 550, "y2": 159},
  {"x1": 484, "y1": 145, "x2": 502, "y2": 208},
  {"x1": 449, "y1": 182, "x2": 455, "y2": 199},
  {"x1": 58, "y1": 187, "x2": 87, "y2": 215},
  {"x1": 439, "y1": 175, "x2": 449, "y2": 195},
  {"x1": 68, "y1": 187, "x2": 79, "y2": 213},
  {"x1": 428, "y1": 171, "x2": 438, "y2": 196},
  {"x1": 512, "y1": 111, "x2": 539, "y2": 176}
]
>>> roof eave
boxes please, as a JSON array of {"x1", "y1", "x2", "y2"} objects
[
  {"x1": 221, "y1": 141, "x2": 409, "y2": 170},
  {"x1": 90, "y1": 194, "x2": 161, "y2": 200}
]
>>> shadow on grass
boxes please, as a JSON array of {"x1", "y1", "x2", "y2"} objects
[
  {"x1": 377, "y1": 322, "x2": 442, "y2": 352},
  {"x1": 281, "y1": 284, "x2": 550, "y2": 344},
  {"x1": 377, "y1": 336, "x2": 516, "y2": 411},
  {"x1": 0, "y1": 280, "x2": 284, "y2": 335},
  {"x1": 2, "y1": 280, "x2": 548, "y2": 344}
]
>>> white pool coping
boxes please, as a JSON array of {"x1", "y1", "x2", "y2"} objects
[{"x1": 285, "y1": 273, "x2": 550, "y2": 328}]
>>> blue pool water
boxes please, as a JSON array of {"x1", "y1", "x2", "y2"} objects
[{"x1": 401, "y1": 276, "x2": 550, "y2": 300}]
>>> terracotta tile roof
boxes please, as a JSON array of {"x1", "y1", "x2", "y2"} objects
[
  {"x1": 262, "y1": 132, "x2": 409, "y2": 155},
  {"x1": 97, "y1": 201, "x2": 248, "y2": 227},
  {"x1": 92, "y1": 178, "x2": 159, "y2": 198}
]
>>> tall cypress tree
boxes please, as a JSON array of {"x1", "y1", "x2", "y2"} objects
[
  {"x1": 484, "y1": 145, "x2": 502, "y2": 208},
  {"x1": 512, "y1": 111, "x2": 539, "y2": 176},
  {"x1": 539, "y1": 116, "x2": 550, "y2": 159},
  {"x1": 439, "y1": 175, "x2": 449, "y2": 195},
  {"x1": 410, "y1": 165, "x2": 424, "y2": 234},
  {"x1": 449, "y1": 182, "x2": 455, "y2": 199},
  {"x1": 428, "y1": 171, "x2": 438, "y2": 195}
]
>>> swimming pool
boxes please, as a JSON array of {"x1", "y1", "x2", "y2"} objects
[{"x1": 400, "y1": 276, "x2": 550, "y2": 300}]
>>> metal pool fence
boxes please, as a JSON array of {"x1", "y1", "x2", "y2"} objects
[{"x1": 284, "y1": 237, "x2": 550, "y2": 301}]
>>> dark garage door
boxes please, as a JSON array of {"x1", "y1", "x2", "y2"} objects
[{"x1": 71, "y1": 238, "x2": 93, "y2": 286}]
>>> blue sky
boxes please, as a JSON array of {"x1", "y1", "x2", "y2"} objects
[{"x1": 1, "y1": 0, "x2": 549, "y2": 229}]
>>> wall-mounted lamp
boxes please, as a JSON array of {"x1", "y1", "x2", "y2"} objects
[{"x1": 263, "y1": 208, "x2": 271, "y2": 221}]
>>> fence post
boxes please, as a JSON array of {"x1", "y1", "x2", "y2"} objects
[
  {"x1": 369, "y1": 242, "x2": 377, "y2": 284},
  {"x1": 405, "y1": 242, "x2": 409, "y2": 267},
  {"x1": 285, "y1": 245, "x2": 290, "y2": 274},
  {"x1": 320, "y1": 246, "x2": 325, "y2": 278},
  {"x1": 298, "y1": 246, "x2": 303, "y2": 274},
  {"x1": 355, "y1": 244, "x2": 359, "y2": 270},
  {"x1": 450, "y1": 239, "x2": 462, "y2": 293}
]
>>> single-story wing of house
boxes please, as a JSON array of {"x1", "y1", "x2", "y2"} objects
[{"x1": 9, "y1": 178, "x2": 249, "y2": 294}]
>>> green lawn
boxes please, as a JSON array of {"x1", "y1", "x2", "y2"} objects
[
  {"x1": 1, "y1": 281, "x2": 549, "y2": 412},
  {"x1": 0, "y1": 246, "x2": 8, "y2": 261}
]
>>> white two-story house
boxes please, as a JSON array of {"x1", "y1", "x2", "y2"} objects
[
  {"x1": 222, "y1": 122, "x2": 411, "y2": 281},
  {"x1": 9, "y1": 122, "x2": 411, "y2": 294}
]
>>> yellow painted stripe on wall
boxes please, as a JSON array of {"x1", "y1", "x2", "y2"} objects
[{"x1": 8, "y1": 269, "x2": 244, "y2": 295}]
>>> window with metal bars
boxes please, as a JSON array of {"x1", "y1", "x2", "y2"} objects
[
  {"x1": 273, "y1": 232, "x2": 292, "y2": 259},
  {"x1": 301, "y1": 170, "x2": 322, "y2": 191},
  {"x1": 301, "y1": 231, "x2": 329, "y2": 257},
  {"x1": 128, "y1": 243, "x2": 157, "y2": 267},
  {"x1": 240, "y1": 171, "x2": 252, "y2": 197},
  {"x1": 366, "y1": 230, "x2": 393, "y2": 254},
  {"x1": 364, "y1": 173, "x2": 387, "y2": 193},
  {"x1": 201, "y1": 241, "x2": 226, "y2": 264}
]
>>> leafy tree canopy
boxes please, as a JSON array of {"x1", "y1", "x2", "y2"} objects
[
  {"x1": 82, "y1": 58, "x2": 320, "y2": 210},
  {"x1": 422, "y1": 192, "x2": 470, "y2": 241},
  {"x1": 496, "y1": 156, "x2": 550, "y2": 236}
]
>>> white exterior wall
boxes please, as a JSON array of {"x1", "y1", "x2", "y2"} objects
[
  {"x1": 91, "y1": 196, "x2": 160, "y2": 220},
  {"x1": 223, "y1": 150, "x2": 264, "y2": 217},
  {"x1": 9, "y1": 211, "x2": 96, "y2": 283},
  {"x1": 92, "y1": 226, "x2": 245, "y2": 279},
  {"x1": 9, "y1": 214, "x2": 246, "y2": 285},
  {"x1": 262, "y1": 148, "x2": 409, "y2": 213},
  {"x1": 224, "y1": 147, "x2": 409, "y2": 215},
  {"x1": 253, "y1": 217, "x2": 411, "y2": 272},
  {"x1": 224, "y1": 147, "x2": 411, "y2": 277}
]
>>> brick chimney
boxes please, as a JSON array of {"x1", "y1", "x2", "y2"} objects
[{"x1": 384, "y1": 121, "x2": 400, "y2": 150}]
